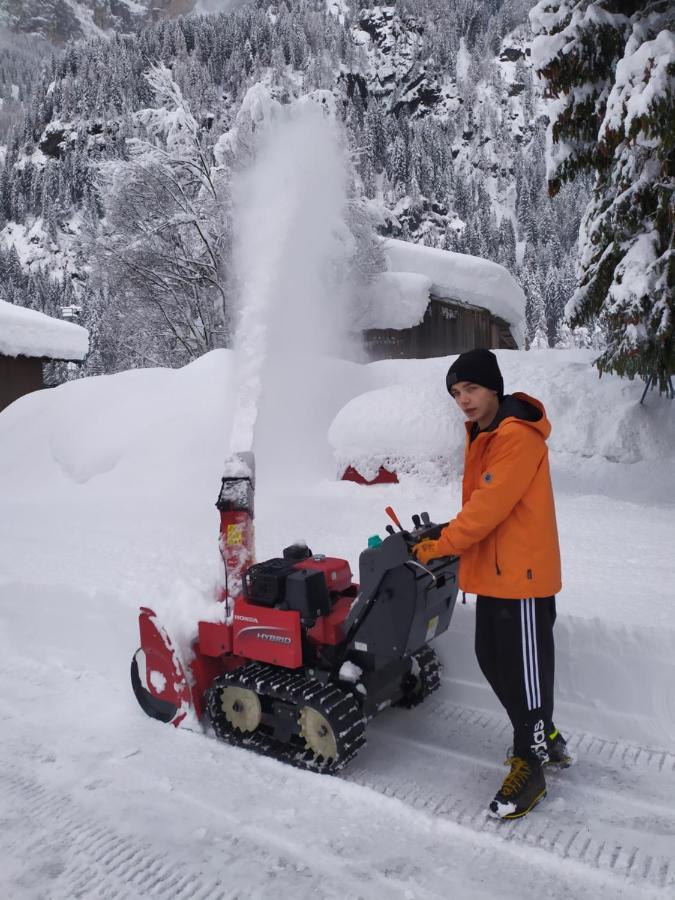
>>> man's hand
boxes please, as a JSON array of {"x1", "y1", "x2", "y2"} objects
[{"x1": 413, "y1": 539, "x2": 440, "y2": 566}]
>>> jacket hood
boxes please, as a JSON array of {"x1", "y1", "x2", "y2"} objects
[{"x1": 467, "y1": 392, "x2": 551, "y2": 441}]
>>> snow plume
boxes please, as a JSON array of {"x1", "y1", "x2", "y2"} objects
[{"x1": 226, "y1": 89, "x2": 354, "y2": 482}]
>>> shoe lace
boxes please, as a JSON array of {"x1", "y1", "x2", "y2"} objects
[{"x1": 500, "y1": 757, "x2": 532, "y2": 797}]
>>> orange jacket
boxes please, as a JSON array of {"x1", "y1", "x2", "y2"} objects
[{"x1": 429, "y1": 393, "x2": 562, "y2": 599}]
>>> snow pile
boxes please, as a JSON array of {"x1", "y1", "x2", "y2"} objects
[
  {"x1": 3, "y1": 343, "x2": 672, "y2": 507},
  {"x1": 329, "y1": 356, "x2": 463, "y2": 482},
  {"x1": 383, "y1": 238, "x2": 526, "y2": 345},
  {"x1": 328, "y1": 349, "x2": 675, "y2": 493},
  {"x1": 355, "y1": 271, "x2": 432, "y2": 330},
  {"x1": 0, "y1": 298, "x2": 88, "y2": 360},
  {"x1": 0, "y1": 349, "x2": 234, "y2": 498}
]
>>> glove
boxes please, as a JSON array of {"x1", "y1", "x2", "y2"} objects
[{"x1": 413, "y1": 539, "x2": 441, "y2": 566}]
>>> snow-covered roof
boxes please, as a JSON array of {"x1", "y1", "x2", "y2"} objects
[
  {"x1": 382, "y1": 238, "x2": 526, "y2": 344},
  {"x1": 356, "y1": 271, "x2": 432, "y2": 330},
  {"x1": 0, "y1": 299, "x2": 89, "y2": 361}
]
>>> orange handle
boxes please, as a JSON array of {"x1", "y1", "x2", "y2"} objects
[{"x1": 385, "y1": 506, "x2": 403, "y2": 531}]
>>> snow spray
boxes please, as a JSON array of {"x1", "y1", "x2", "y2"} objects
[
  {"x1": 226, "y1": 96, "x2": 353, "y2": 480},
  {"x1": 219, "y1": 94, "x2": 353, "y2": 593}
]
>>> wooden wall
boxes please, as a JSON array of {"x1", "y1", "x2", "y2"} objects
[
  {"x1": 363, "y1": 298, "x2": 517, "y2": 360},
  {"x1": 0, "y1": 355, "x2": 44, "y2": 413}
]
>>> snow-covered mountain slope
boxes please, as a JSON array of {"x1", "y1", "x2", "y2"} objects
[
  {"x1": 0, "y1": 0, "x2": 588, "y2": 373},
  {"x1": 1, "y1": 349, "x2": 674, "y2": 898},
  {"x1": 0, "y1": 0, "x2": 198, "y2": 45}
]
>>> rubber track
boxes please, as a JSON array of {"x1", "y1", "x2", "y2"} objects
[
  {"x1": 206, "y1": 661, "x2": 366, "y2": 773},
  {"x1": 346, "y1": 699, "x2": 675, "y2": 893},
  {"x1": 396, "y1": 645, "x2": 441, "y2": 708}
]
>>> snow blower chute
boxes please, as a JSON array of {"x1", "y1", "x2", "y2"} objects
[{"x1": 131, "y1": 460, "x2": 459, "y2": 772}]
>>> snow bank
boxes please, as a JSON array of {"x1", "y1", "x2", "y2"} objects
[
  {"x1": 0, "y1": 347, "x2": 377, "y2": 503},
  {"x1": 0, "y1": 350, "x2": 235, "y2": 498},
  {"x1": 329, "y1": 349, "x2": 675, "y2": 497},
  {"x1": 0, "y1": 298, "x2": 88, "y2": 361},
  {"x1": 2, "y1": 345, "x2": 672, "y2": 507},
  {"x1": 383, "y1": 238, "x2": 526, "y2": 345},
  {"x1": 442, "y1": 599, "x2": 675, "y2": 748},
  {"x1": 328, "y1": 357, "x2": 464, "y2": 482}
]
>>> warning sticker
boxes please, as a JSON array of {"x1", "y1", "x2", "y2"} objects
[
  {"x1": 425, "y1": 615, "x2": 439, "y2": 642},
  {"x1": 226, "y1": 524, "x2": 243, "y2": 545}
]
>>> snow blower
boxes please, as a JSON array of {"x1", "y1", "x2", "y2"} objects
[{"x1": 131, "y1": 456, "x2": 459, "y2": 773}]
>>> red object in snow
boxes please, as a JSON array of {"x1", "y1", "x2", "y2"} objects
[{"x1": 341, "y1": 464, "x2": 398, "y2": 485}]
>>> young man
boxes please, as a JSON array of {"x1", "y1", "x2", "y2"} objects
[{"x1": 414, "y1": 348, "x2": 570, "y2": 820}]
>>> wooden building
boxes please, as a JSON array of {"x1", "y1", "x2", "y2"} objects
[
  {"x1": 364, "y1": 296, "x2": 518, "y2": 359},
  {"x1": 0, "y1": 300, "x2": 88, "y2": 414},
  {"x1": 361, "y1": 239, "x2": 524, "y2": 360}
]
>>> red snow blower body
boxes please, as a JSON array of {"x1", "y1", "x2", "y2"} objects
[{"x1": 131, "y1": 456, "x2": 459, "y2": 772}]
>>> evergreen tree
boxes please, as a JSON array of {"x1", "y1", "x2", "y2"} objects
[{"x1": 531, "y1": 0, "x2": 674, "y2": 391}]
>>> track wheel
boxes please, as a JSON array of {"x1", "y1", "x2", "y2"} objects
[
  {"x1": 397, "y1": 645, "x2": 441, "y2": 709},
  {"x1": 217, "y1": 685, "x2": 262, "y2": 733},
  {"x1": 299, "y1": 706, "x2": 338, "y2": 761},
  {"x1": 295, "y1": 685, "x2": 365, "y2": 772}
]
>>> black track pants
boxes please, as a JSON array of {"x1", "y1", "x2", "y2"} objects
[{"x1": 475, "y1": 595, "x2": 556, "y2": 762}]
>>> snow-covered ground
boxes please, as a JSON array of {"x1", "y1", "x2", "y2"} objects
[{"x1": 1, "y1": 348, "x2": 674, "y2": 899}]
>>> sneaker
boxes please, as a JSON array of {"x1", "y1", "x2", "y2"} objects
[
  {"x1": 545, "y1": 729, "x2": 574, "y2": 768},
  {"x1": 488, "y1": 756, "x2": 546, "y2": 819}
]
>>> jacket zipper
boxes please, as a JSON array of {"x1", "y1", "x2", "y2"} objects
[{"x1": 495, "y1": 531, "x2": 501, "y2": 575}]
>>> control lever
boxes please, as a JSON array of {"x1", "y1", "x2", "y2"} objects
[
  {"x1": 385, "y1": 524, "x2": 396, "y2": 536},
  {"x1": 420, "y1": 511, "x2": 430, "y2": 525},
  {"x1": 412, "y1": 514, "x2": 421, "y2": 529},
  {"x1": 385, "y1": 506, "x2": 404, "y2": 532}
]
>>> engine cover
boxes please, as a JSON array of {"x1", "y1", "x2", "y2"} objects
[{"x1": 232, "y1": 600, "x2": 303, "y2": 668}]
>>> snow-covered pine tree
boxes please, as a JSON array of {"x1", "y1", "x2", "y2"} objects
[
  {"x1": 523, "y1": 264, "x2": 549, "y2": 347},
  {"x1": 530, "y1": 0, "x2": 674, "y2": 392}
]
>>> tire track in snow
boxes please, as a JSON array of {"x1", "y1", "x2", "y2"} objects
[
  {"x1": 347, "y1": 698, "x2": 675, "y2": 893},
  {"x1": 1, "y1": 658, "x2": 673, "y2": 895},
  {"x1": 0, "y1": 771, "x2": 227, "y2": 900},
  {"x1": 0, "y1": 752, "x2": 439, "y2": 900}
]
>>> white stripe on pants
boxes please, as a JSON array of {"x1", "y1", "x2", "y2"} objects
[{"x1": 520, "y1": 598, "x2": 541, "y2": 710}]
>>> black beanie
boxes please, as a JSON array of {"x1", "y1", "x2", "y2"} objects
[{"x1": 446, "y1": 348, "x2": 504, "y2": 399}]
